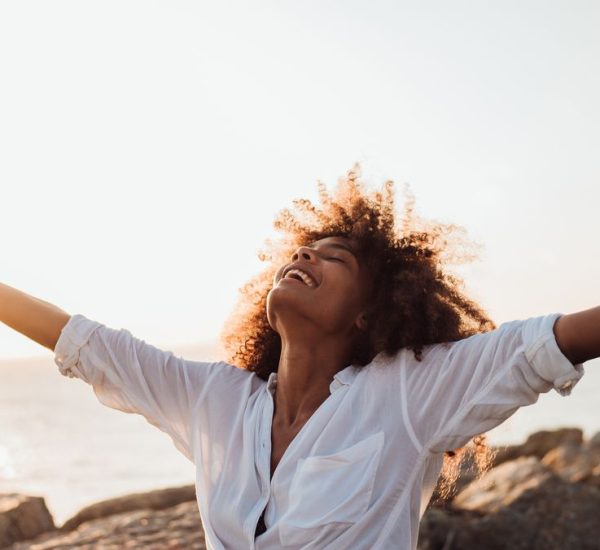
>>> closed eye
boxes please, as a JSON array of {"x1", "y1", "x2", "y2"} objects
[{"x1": 327, "y1": 257, "x2": 344, "y2": 262}]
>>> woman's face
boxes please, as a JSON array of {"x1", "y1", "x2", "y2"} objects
[{"x1": 267, "y1": 236, "x2": 371, "y2": 337}]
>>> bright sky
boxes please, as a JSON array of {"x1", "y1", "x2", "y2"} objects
[{"x1": 1, "y1": 1, "x2": 599, "y2": 362}]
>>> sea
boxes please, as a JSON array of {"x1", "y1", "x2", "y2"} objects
[{"x1": 1, "y1": 347, "x2": 599, "y2": 527}]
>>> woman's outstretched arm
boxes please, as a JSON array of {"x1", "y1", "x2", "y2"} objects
[
  {"x1": 553, "y1": 305, "x2": 600, "y2": 365},
  {"x1": 0, "y1": 282, "x2": 71, "y2": 352}
]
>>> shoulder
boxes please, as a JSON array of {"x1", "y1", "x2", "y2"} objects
[
  {"x1": 365, "y1": 343, "x2": 454, "y2": 373},
  {"x1": 196, "y1": 360, "x2": 266, "y2": 393}
]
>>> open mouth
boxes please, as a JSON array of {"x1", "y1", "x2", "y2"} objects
[{"x1": 282, "y1": 268, "x2": 317, "y2": 288}]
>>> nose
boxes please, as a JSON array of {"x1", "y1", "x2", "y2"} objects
[{"x1": 291, "y1": 246, "x2": 315, "y2": 262}]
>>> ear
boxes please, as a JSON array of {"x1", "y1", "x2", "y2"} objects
[{"x1": 354, "y1": 312, "x2": 368, "y2": 332}]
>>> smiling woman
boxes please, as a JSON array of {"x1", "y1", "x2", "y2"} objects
[
  {"x1": 221, "y1": 165, "x2": 500, "y2": 494},
  {"x1": 223, "y1": 165, "x2": 500, "y2": 380},
  {"x1": 0, "y1": 163, "x2": 589, "y2": 550}
]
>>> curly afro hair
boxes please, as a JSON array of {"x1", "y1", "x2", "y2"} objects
[{"x1": 220, "y1": 162, "x2": 497, "y2": 494}]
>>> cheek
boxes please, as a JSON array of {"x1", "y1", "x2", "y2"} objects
[
  {"x1": 321, "y1": 279, "x2": 363, "y2": 314},
  {"x1": 325, "y1": 267, "x2": 363, "y2": 297}
]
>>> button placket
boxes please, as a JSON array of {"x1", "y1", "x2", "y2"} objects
[{"x1": 251, "y1": 388, "x2": 274, "y2": 545}]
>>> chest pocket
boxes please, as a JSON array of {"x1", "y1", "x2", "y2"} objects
[{"x1": 278, "y1": 431, "x2": 385, "y2": 547}]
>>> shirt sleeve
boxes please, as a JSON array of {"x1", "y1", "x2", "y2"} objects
[
  {"x1": 53, "y1": 313, "x2": 225, "y2": 463},
  {"x1": 401, "y1": 313, "x2": 585, "y2": 453}
]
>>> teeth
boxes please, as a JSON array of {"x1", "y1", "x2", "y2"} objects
[{"x1": 285, "y1": 268, "x2": 315, "y2": 287}]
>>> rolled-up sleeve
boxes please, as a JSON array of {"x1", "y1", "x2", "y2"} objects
[
  {"x1": 54, "y1": 314, "x2": 223, "y2": 463},
  {"x1": 522, "y1": 314, "x2": 584, "y2": 395},
  {"x1": 401, "y1": 313, "x2": 585, "y2": 453}
]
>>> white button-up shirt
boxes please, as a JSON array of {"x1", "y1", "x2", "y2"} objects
[{"x1": 54, "y1": 313, "x2": 584, "y2": 549}]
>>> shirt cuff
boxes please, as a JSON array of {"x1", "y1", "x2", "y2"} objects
[
  {"x1": 54, "y1": 313, "x2": 104, "y2": 379},
  {"x1": 523, "y1": 313, "x2": 585, "y2": 396}
]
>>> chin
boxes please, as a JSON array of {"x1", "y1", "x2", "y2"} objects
[
  {"x1": 265, "y1": 288, "x2": 283, "y2": 329},
  {"x1": 266, "y1": 287, "x2": 309, "y2": 330}
]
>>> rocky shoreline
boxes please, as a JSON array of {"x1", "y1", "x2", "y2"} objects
[
  {"x1": 1, "y1": 485, "x2": 205, "y2": 550},
  {"x1": 2, "y1": 428, "x2": 600, "y2": 549},
  {"x1": 420, "y1": 427, "x2": 600, "y2": 549}
]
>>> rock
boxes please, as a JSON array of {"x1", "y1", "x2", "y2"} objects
[
  {"x1": 492, "y1": 428, "x2": 583, "y2": 467},
  {"x1": 59, "y1": 484, "x2": 196, "y2": 532},
  {"x1": 542, "y1": 444, "x2": 596, "y2": 482},
  {"x1": 541, "y1": 443, "x2": 582, "y2": 473},
  {"x1": 0, "y1": 493, "x2": 56, "y2": 548},
  {"x1": 417, "y1": 507, "x2": 480, "y2": 550},
  {"x1": 418, "y1": 456, "x2": 600, "y2": 549},
  {"x1": 453, "y1": 457, "x2": 552, "y2": 513},
  {"x1": 587, "y1": 431, "x2": 600, "y2": 452},
  {"x1": 7, "y1": 500, "x2": 206, "y2": 550},
  {"x1": 541, "y1": 437, "x2": 600, "y2": 483},
  {"x1": 586, "y1": 464, "x2": 600, "y2": 490}
]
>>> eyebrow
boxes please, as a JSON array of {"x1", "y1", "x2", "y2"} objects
[{"x1": 308, "y1": 242, "x2": 358, "y2": 259}]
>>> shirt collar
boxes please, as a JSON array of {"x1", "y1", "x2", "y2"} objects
[
  {"x1": 266, "y1": 364, "x2": 359, "y2": 397},
  {"x1": 266, "y1": 372, "x2": 278, "y2": 396}
]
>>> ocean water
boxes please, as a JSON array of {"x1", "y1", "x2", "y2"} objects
[
  {"x1": 1, "y1": 349, "x2": 599, "y2": 527},
  {"x1": 0, "y1": 344, "x2": 215, "y2": 527}
]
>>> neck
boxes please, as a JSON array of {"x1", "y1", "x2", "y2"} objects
[{"x1": 273, "y1": 332, "x2": 353, "y2": 427}]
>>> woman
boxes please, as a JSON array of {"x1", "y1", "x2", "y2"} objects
[{"x1": 1, "y1": 164, "x2": 596, "y2": 549}]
